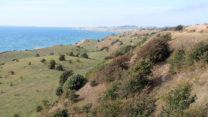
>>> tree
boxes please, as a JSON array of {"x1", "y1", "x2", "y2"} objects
[
  {"x1": 56, "y1": 65, "x2": 64, "y2": 71},
  {"x1": 175, "y1": 25, "x2": 183, "y2": 31},
  {"x1": 161, "y1": 83, "x2": 196, "y2": 116},
  {"x1": 80, "y1": 53, "x2": 88, "y2": 58},
  {"x1": 63, "y1": 74, "x2": 87, "y2": 91},
  {"x1": 137, "y1": 38, "x2": 171, "y2": 64},
  {"x1": 56, "y1": 86, "x2": 63, "y2": 96},
  {"x1": 36, "y1": 105, "x2": 43, "y2": 112},
  {"x1": 48, "y1": 60, "x2": 56, "y2": 69},
  {"x1": 69, "y1": 51, "x2": 74, "y2": 56},
  {"x1": 59, "y1": 55, "x2": 65, "y2": 61},
  {"x1": 41, "y1": 58, "x2": 46, "y2": 63},
  {"x1": 59, "y1": 70, "x2": 74, "y2": 86},
  {"x1": 53, "y1": 109, "x2": 68, "y2": 117}
]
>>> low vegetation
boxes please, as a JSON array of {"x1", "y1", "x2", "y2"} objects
[{"x1": 2, "y1": 24, "x2": 208, "y2": 117}]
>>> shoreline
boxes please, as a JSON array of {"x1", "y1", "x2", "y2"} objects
[{"x1": 0, "y1": 38, "x2": 95, "y2": 55}]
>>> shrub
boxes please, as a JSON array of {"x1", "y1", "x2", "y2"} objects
[
  {"x1": 50, "y1": 53, "x2": 54, "y2": 55},
  {"x1": 189, "y1": 42, "x2": 208, "y2": 64},
  {"x1": 41, "y1": 59, "x2": 46, "y2": 63},
  {"x1": 28, "y1": 62, "x2": 32, "y2": 65},
  {"x1": 124, "y1": 90, "x2": 156, "y2": 117},
  {"x1": 112, "y1": 45, "x2": 132, "y2": 57},
  {"x1": 82, "y1": 103, "x2": 92, "y2": 113},
  {"x1": 168, "y1": 48, "x2": 185, "y2": 73},
  {"x1": 59, "y1": 70, "x2": 74, "y2": 86},
  {"x1": 175, "y1": 25, "x2": 183, "y2": 31},
  {"x1": 162, "y1": 33, "x2": 172, "y2": 40},
  {"x1": 68, "y1": 90, "x2": 79, "y2": 103},
  {"x1": 103, "y1": 82, "x2": 121, "y2": 100},
  {"x1": 90, "y1": 80, "x2": 97, "y2": 87},
  {"x1": 137, "y1": 38, "x2": 171, "y2": 64},
  {"x1": 56, "y1": 65, "x2": 64, "y2": 71},
  {"x1": 80, "y1": 53, "x2": 88, "y2": 58},
  {"x1": 69, "y1": 51, "x2": 74, "y2": 56},
  {"x1": 129, "y1": 60, "x2": 153, "y2": 77},
  {"x1": 111, "y1": 55, "x2": 129, "y2": 70},
  {"x1": 53, "y1": 109, "x2": 68, "y2": 117},
  {"x1": 75, "y1": 53, "x2": 80, "y2": 57},
  {"x1": 9, "y1": 71, "x2": 15, "y2": 75},
  {"x1": 123, "y1": 75, "x2": 150, "y2": 95},
  {"x1": 56, "y1": 86, "x2": 63, "y2": 96},
  {"x1": 59, "y1": 55, "x2": 65, "y2": 61},
  {"x1": 48, "y1": 60, "x2": 56, "y2": 69},
  {"x1": 13, "y1": 113, "x2": 21, "y2": 117},
  {"x1": 161, "y1": 83, "x2": 196, "y2": 116},
  {"x1": 36, "y1": 105, "x2": 43, "y2": 112},
  {"x1": 63, "y1": 74, "x2": 87, "y2": 91},
  {"x1": 36, "y1": 53, "x2": 40, "y2": 57},
  {"x1": 91, "y1": 100, "x2": 123, "y2": 117}
]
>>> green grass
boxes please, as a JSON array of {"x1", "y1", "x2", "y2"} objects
[
  {"x1": 0, "y1": 50, "x2": 105, "y2": 117},
  {"x1": 0, "y1": 45, "x2": 86, "y2": 63}
]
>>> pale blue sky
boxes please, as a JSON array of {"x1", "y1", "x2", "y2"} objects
[{"x1": 0, "y1": 0, "x2": 207, "y2": 27}]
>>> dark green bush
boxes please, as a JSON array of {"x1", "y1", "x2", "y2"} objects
[
  {"x1": 90, "y1": 80, "x2": 97, "y2": 87},
  {"x1": 48, "y1": 60, "x2": 56, "y2": 69},
  {"x1": 36, "y1": 53, "x2": 40, "y2": 57},
  {"x1": 63, "y1": 74, "x2": 87, "y2": 91},
  {"x1": 56, "y1": 86, "x2": 63, "y2": 96},
  {"x1": 68, "y1": 51, "x2": 74, "y2": 56},
  {"x1": 9, "y1": 71, "x2": 15, "y2": 75},
  {"x1": 123, "y1": 75, "x2": 150, "y2": 95},
  {"x1": 161, "y1": 83, "x2": 196, "y2": 116},
  {"x1": 59, "y1": 55, "x2": 65, "y2": 61},
  {"x1": 56, "y1": 65, "x2": 64, "y2": 71},
  {"x1": 36, "y1": 105, "x2": 43, "y2": 112},
  {"x1": 82, "y1": 103, "x2": 92, "y2": 113},
  {"x1": 129, "y1": 60, "x2": 153, "y2": 77},
  {"x1": 80, "y1": 53, "x2": 88, "y2": 58},
  {"x1": 189, "y1": 42, "x2": 208, "y2": 64},
  {"x1": 137, "y1": 38, "x2": 171, "y2": 64},
  {"x1": 59, "y1": 70, "x2": 74, "y2": 86},
  {"x1": 53, "y1": 109, "x2": 68, "y2": 117},
  {"x1": 41, "y1": 59, "x2": 46, "y2": 63},
  {"x1": 50, "y1": 53, "x2": 54, "y2": 55},
  {"x1": 28, "y1": 62, "x2": 32, "y2": 65},
  {"x1": 175, "y1": 25, "x2": 183, "y2": 31},
  {"x1": 13, "y1": 113, "x2": 21, "y2": 117}
]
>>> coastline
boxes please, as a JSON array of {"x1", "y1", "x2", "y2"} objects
[{"x1": 0, "y1": 38, "x2": 94, "y2": 55}]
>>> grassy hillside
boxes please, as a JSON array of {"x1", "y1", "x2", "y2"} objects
[
  {"x1": 0, "y1": 30, "x2": 147, "y2": 117},
  {"x1": 47, "y1": 24, "x2": 208, "y2": 117},
  {"x1": 3, "y1": 24, "x2": 208, "y2": 117}
]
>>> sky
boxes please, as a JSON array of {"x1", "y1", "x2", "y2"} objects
[{"x1": 0, "y1": 0, "x2": 207, "y2": 27}]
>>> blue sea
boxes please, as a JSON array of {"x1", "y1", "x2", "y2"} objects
[{"x1": 0, "y1": 26, "x2": 115, "y2": 52}]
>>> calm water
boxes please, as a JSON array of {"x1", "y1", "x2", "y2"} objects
[{"x1": 0, "y1": 26, "x2": 115, "y2": 52}]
